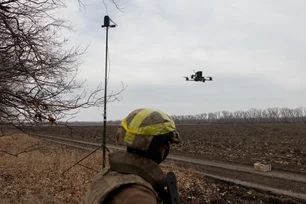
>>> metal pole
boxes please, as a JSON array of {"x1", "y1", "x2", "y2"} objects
[
  {"x1": 101, "y1": 15, "x2": 116, "y2": 169},
  {"x1": 102, "y1": 26, "x2": 109, "y2": 168}
]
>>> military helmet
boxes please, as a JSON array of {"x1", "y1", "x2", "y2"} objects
[{"x1": 116, "y1": 108, "x2": 180, "y2": 152}]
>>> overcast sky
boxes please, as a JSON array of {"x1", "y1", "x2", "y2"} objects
[{"x1": 56, "y1": 0, "x2": 306, "y2": 121}]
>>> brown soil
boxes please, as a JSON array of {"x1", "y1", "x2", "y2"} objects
[
  {"x1": 1, "y1": 134, "x2": 305, "y2": 204},
  {"x1": 20, "y1": 123, "x2": 306, "y2": 173}
]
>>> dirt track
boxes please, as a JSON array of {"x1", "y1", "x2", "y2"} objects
[
  {"x1": 3, "y1": 126, "x2": 306, "y2": 204},
  {"x1": 2, "y1": 133, "x2": 305, "y2": 204},
  {"x1": 28, "y1": 132, "x2": 306, "y2": 202},
  {"x1": 21, "y1": 123, "x2": 306, "y2": 174}
]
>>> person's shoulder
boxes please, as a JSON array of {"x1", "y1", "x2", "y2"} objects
[{"x1": 104, "y1": 184, "x2": 158, "y2": 204}]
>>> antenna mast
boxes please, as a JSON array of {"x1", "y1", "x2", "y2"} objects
[{"x1": 101, "y1": 15, "x2": 116, "y2": 168}]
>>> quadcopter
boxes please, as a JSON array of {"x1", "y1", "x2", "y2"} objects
[{"x1": 183, "y1": 70, "x2": 213, "y2": 82}]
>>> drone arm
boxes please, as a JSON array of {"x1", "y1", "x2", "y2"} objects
[{"x1": 204, "y1": 77, "x2": 213, "y2": 81}]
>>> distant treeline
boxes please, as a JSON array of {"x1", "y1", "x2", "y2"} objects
[
  {"x1": 105, "y1": 107, "x2": 306, "y2": 125},
  {"x1": 171, "y1": 107, "x2": 306, "y2": 124},
  {"x1": 63, "y1": 107, "x2": 306, "y2": 125}
]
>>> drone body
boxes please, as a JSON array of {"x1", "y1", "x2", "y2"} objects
[{"x1": 183, "y1": 71, "x2": 213, "y2": 83}]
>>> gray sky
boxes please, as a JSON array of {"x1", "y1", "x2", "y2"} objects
[{"x1": 56, "y1": 0, "x2": 306, "y2": 121}]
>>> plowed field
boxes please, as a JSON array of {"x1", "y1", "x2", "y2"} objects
[
  {"x1": 1, "y1": 134, "x2": 306, "y2": 204},
  {"x1": 22, "y1": 123, "x2": 306, "y2": 173}
]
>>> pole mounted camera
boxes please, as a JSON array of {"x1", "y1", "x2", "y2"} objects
[
  {"x1": 101, "y1": 15, "x2": 117, "y2": 28},
  {"x1": 101, "y1": 15, "x2": 116, "y2": 168}
]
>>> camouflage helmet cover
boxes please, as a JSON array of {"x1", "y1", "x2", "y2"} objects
[{"x1": 116, "y1": 108, "x2": 180, "y2": 152}]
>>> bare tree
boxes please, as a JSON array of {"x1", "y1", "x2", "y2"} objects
[
  {"x1": 302, "y1": 107, "x2": 306, "y2": 123},
  {"x1": 292, "y1": 107, "x2": 303, "y2": 123},
  {"x1": 0, "y1": 0, "x2": 125, "y2": 127},
  {"x1": 261, "y1": 109, "x2": 269, "y2": 123},
  {"x1": 207, "y1": 112, "x2": 217, "y2": 123}
]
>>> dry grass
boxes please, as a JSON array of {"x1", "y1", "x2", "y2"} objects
[
  {"x1": 0, "y1": 134, "x2": 106, "y2": 204},
  {"x1": 1, "y1": 134, "x2": 304, "y2": 204},
  {"x1": 0, "y1": 134, "x2": 221, "y2": 204},
  {"x1": 163, "y1": 164, "x2": 222, "y2": 203}
]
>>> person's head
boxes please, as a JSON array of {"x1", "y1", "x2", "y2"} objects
[{"x1": 116, "y1": 108, "x2": 180, "y2": 164}]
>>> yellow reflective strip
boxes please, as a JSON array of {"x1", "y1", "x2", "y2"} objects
[
  {"x1": 121, "y1": 109, "x2": 176, "y2": 136},
  {"x1": 124, "y1": 132, "x2": 135, "y2": 144},
  {"x1": 128, "y1": 108, "x2": 154, "y2": 131},
  {"x1": 137, "y1": 122, "x2": 175, "y2": 135},
  {"x1": 157, "y1": 110, "x2": 176, "y2": 129},
  {"x1": 121, "y1": 117, "x2": 139, "y2": 134},
  {"x1": 159, "y1": 111, "x2": 171, "y2": 121},
  {"x1": 129, "y1": 109, "x2": 154, "y2": 128},
  {"x1": 121, "y1": 118, "x2": 128, "y2": 130}
]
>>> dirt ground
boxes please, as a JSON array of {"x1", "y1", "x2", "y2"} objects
[
  {"x1": 1, "y1": 134, "x2": 305, "y2": 204},
  {"x1": 20, "y1": 123, "x2": 306, "y2": 173},
  {"x1": 174, "y1": 124, "x2": 306, "y2": 173}
]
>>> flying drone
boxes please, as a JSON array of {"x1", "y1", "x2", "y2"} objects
[{"x1": 183, "y1": 70, "x2": 213, "y2": 83}]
